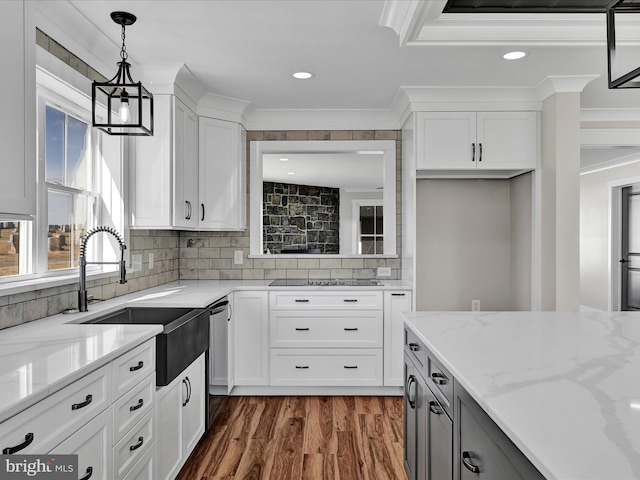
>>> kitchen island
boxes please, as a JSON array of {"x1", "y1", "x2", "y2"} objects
[{"x1": 403, "y1": 311, "x2": 640, "y2": 480}]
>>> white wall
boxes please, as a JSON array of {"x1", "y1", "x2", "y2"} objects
[
  {"x1": 510, "y1": 172, "x2": 533, "y2": 311},
  {"x1": 580, "y1": 160, "x2": 640, "y2": 311}
]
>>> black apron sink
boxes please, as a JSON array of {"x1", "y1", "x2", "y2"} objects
[{"x1": 83, "y1": 307, "x2": 209, "y2": 386}]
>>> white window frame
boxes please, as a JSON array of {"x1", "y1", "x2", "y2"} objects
[{"x1": 352, "y1": 199, "x2": 384, "y2": 255}]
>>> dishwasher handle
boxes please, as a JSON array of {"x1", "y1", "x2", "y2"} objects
[{"x1": 209, "y1": 299, "x2": 229, "y2": 316}]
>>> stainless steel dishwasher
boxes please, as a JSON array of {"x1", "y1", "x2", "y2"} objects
[{"x1": 208, "y1": 297, "x2": 230, "y2": 395}]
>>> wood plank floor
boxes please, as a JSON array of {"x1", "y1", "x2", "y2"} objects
[{"x1": 177, "y1": 396, "x2": 407, "y2": 480}]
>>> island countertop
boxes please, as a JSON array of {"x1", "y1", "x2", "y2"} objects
[{"x1": 403, "y1": 311, "x2": 640, "y2": 480}]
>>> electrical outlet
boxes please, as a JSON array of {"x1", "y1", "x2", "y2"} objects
[
  {"x1": 234, "y1": 250, "x2": 244, "y2": 265},
  {"x1": 149, "y1": 253, "x2": 154, "y2": 270},
  {"x1": 377, "y1": 267, "x2": 391, "y2": 277},
  {"x1": 131, "y1": 253, "x2": 142, "y2": 272},
  {"x1": 472, "y1": 299, "x2": 481, "y2": 312}
]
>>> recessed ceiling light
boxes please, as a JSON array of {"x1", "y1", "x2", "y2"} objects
[
  {"x1": 292, "y1": 71, "x2": 314, "y2": 79},
  {"x1": 279, "y1": 157, "x2": 289, "y2": 162},
  {"x1": 503, "y1": 51, "x2": 528, "y2": 60},
  {"x1": 287, "y1": 172, "x2": 296, "y2": 175}
]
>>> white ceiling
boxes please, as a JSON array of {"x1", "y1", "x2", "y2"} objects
[
  {"x1": 263, "y1": 152, "x2": 384, "y2": 189},
  {"x1": 50, "y1": 0, "x2": 640, "y2": 113}
]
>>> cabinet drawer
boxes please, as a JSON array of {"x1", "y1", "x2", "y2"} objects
[
  {"x1": 270, "y1": 310, "x2": 383, "y2": 348},
  {"x1": 49, "y1": 407, "x2": 113, "y2": 480},
  {"x1": 0, "y1": 363, "x2": 111, "y2": 455},
  {"x1": 404, "y1": 328, "x2": 427, "y2": 374},
  {"x1": 113, "y1": 373, "x2": 156, "y2": 444},
  {"x1": 123, "y1": 441, "x2": 156, "y2": 480},
  {"x1": 113, "y1": 339, "x2": 155, "y2": 400},
  {"x1": 428, "y1": 354, "x2": 453, "y2": 411},
  {"x1": 270, "y1": 349, "x2": 383, "y2": 386},
  {"x1": 114, "y1": 411, "x2": 155, "y2": 479},
  {"x1": 270, "y1": 291, "x2": 383, "y2": 309}
]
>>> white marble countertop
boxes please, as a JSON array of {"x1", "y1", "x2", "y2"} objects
[
  {"x1": 0, "y1": 279, "x2": 410, "y2": 424},
  {"x1": 403, "y1": 311, "x2": 640, "y2": 480}
]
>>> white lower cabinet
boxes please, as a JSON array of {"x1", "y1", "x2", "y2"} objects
[
  {"x1": 50, "y1": 407, "x2": 113, "y2": 480},
  {"x1": 384, "y1": 290, "x2": 413, "y2": 386},
  {"x1": 157, "y1": 353, "x2": 206, "y2": 480},
  {"x1": 232, "y1": 291, "x2": 269, "y2": 386},
  {"x1": 0, "y1": 338, "x2": 158, "y2": 480}
]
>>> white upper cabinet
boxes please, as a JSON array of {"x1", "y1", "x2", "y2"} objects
[
  {"x1": 199, "y1": 117, "x2": 246, "y2": 230},
  {"x1": 0, "y1": 0, "x2": 35, "y2": 217},
  {"x1": 173, "y1": 99, "x2": 198, "y2": 229},
  {"x1": 416, "y1": 111, "x2": 537, "y2": 175}
]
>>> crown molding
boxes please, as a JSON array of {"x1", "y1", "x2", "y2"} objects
[
  {"x1": 196, "y1": 93, "x2": 251, "y2": 124},
  {"x1": 380, "y1": 0, "x2": 446, "y2": 46},
  {"x1": 535, "y1": 74, "x2": 600, "y2": 100}
]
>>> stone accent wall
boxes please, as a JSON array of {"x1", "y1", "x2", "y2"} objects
[
  {"x1": 263, "y1": 182, "x2": 339, "y2": 254},
  {"x1": 0, "y1": 230, "x2": 179, "y2": 330},
  {"x1": 179, "y1": 129, "x2": 403, "y2": 281}
]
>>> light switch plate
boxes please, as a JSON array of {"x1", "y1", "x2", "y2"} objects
[
  {"x1": 472, "y1": 300, "x2": 481, "y2": 311},
  {"x1": 234, "y1": 250, "x2": 243, "y2": 265},
  {"x1": 131, "y1": 253, "x2": 142, "y2": 272},
  {"x1": 377, "y1": 267, "x2": 391, "y2": 277}
]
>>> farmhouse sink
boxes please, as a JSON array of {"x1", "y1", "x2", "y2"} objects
[{"x1": 82, "y1": 306, "x2": 209, "y2": 386}]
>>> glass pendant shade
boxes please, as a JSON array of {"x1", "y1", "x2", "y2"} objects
[{"x1": 92, "y1": 11, "x2": 154, "y2": 136}]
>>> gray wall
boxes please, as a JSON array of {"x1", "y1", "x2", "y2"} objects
[{"x1": 416, "y1": 177, "x2": 532, "y2": 311}]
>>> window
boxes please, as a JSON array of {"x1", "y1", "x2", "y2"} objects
[
  {"x1": 354, "y1": 201, "x2": 384, "y2": 255},
  {"x1": 44, "y1": 104, "x2": 97, "y2": 271}
]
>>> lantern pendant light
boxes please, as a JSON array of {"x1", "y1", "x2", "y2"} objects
[{"x1": 92, "y1": 11, "x2": 154, "y2": 136}]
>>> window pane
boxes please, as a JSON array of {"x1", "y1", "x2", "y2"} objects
[
  {"x1": 45, "y1": 106, "x2": 65, "y2": 185},
  {"x1": 360, "y1": 206, "x2": 375, "y2": 234},
  {"x1": 376, "y1": 238, "x2": 384, "y2": 254},
  {"x1": 376, "y1": 206, "x2": 384, "y2": 234},
  {"x1": 0, "y1": 221, "x2": 24, "y2": 277},
  {"x1": 66, "y1": 115, "x2": 89, "y2": 190},
  {"x1": 48, "y1": 191, "x2": 73, "y2": 270},
  {"x1": 361, "y1": 236, "x2": 375, "y2": 254}
]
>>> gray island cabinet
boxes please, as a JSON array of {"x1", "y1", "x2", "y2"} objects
[{"x1": 403, "y1": 324, "x2": 544, "y2": 480}]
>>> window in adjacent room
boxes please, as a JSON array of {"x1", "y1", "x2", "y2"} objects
[{"x1": 355, "y1": 201, "x2": 383, "y2": 255}]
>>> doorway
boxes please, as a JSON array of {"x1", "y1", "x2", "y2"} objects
[{"x1": 620, "y1": 185, "x2": 640, "y2": 310}]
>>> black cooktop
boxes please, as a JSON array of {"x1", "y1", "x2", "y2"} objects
[{"x1": 269, "y1": 278, "x2": 380, "y2": 287}]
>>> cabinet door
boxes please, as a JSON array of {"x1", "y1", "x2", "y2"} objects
[
  {"x1": 232, "y1": 290, "x2": 269, "y2": 386},
  {"x1": 0, "y1": 0, "x2": 35, "y2": 217},
  {"x1": 157, "y1": 379, "x2": 183, "y2": 480},
  {"x1": 131, "y1": 95, "x2": 172, "y2": 227},
  {"x1": 198, "y1": 117, "x2": 246, "y2": 230},
  {"x1": 458, "y1": 388, "x2": 544, "y2": 480},
  {"x1": 49, "y1": 407, "x2": 113, "y2": 480},
  {"x1": 182, "y1": 354, "x2": 206, "y2": 455},
  {"x1": 426, "y1": 388, "x2": 453, "y2": 480},
  {"x1": 404, "y1": 357, "x2": 418, "y2": 480},
  {"x1": 384, "y1": 290, "x2": 412, "y2": 386},
  {"x1": 416, "y1": 112, "x2": 476, "y2": 170},
  {"x1": 173, "y1": 99, "x2": 198, "y2": 229},
  {"x1": 476, "y1": 112, "x2": 537, "y2": 170}
]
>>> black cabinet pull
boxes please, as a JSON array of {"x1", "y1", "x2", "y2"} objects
[
  {"x1": 294, "y1": 299, "x2": 309, "y2": 303},
  {"x1": 431, "y1": 372, "x2": 448, "y2": 385},
  {"x1": 391, "y1": 293, "x2": 405, "y2": 296},
  {"x1": 295, "y1": 365, "x2": 309, "y2": 369},
  {"x1": 129, "y1": 436, "x2": 144, "y2": 452},
  {"x1": 344, "y1": 327, "x2": 358, "y2": 331},
  {"x1": 185, "y1": 200, "x2": 191, "y2": 220},
  {"x1": 3, "y1": 433, "x2": 34, "y2": 454},
  {"x1": 129, "y1": 398, "x2": 144, "y2": 412},
  {"x1": 344, "y1": 365, "x2": 358, "y2": 369},
  {"x1": 182, "y1": 377, "x2": 192, "y2": 407},
  {"x1": 462, "y1": 451, "x2": 480, "y2": 474},
  {"x1": 472, "y1": 142, "x2": 476, "y2": 162},
  {"x1": 406, "y1": 375, "x2": 416, "y2": 409},
  {"x1": 79, "y1": 466, "x2": 94, "y2": 480},
  {"x1": 478, "y1": 142, "x2": 483, "y2": 162},
  {"x1": 186, "y1": 376, "x2": 192, "y2": 404},
  {"x1": 408, "y1": 343, "x2": 420, "y2": 352},
  {"x1": 295, "y1": 327, "x2": 310, "y2": 331},
  {"x1": 129, "y1": 361, "x2": 144, "y2": 372},
  {"x1": 428, "y1": 400, "x2": 443, "y2": 415},
  {"x1": 72, "y1": 394, "x2": 93, "y2": 411},
  {"x1": 201, "y1": 203, "x2": 205, "y2": 221},
  {"x1": 343, "y1": 299, "x2": 358, "y2": 303}
]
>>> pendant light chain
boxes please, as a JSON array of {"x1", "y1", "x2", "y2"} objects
[{"x1": 120, "y1": 23, "x2": 128, "y2": 62}]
